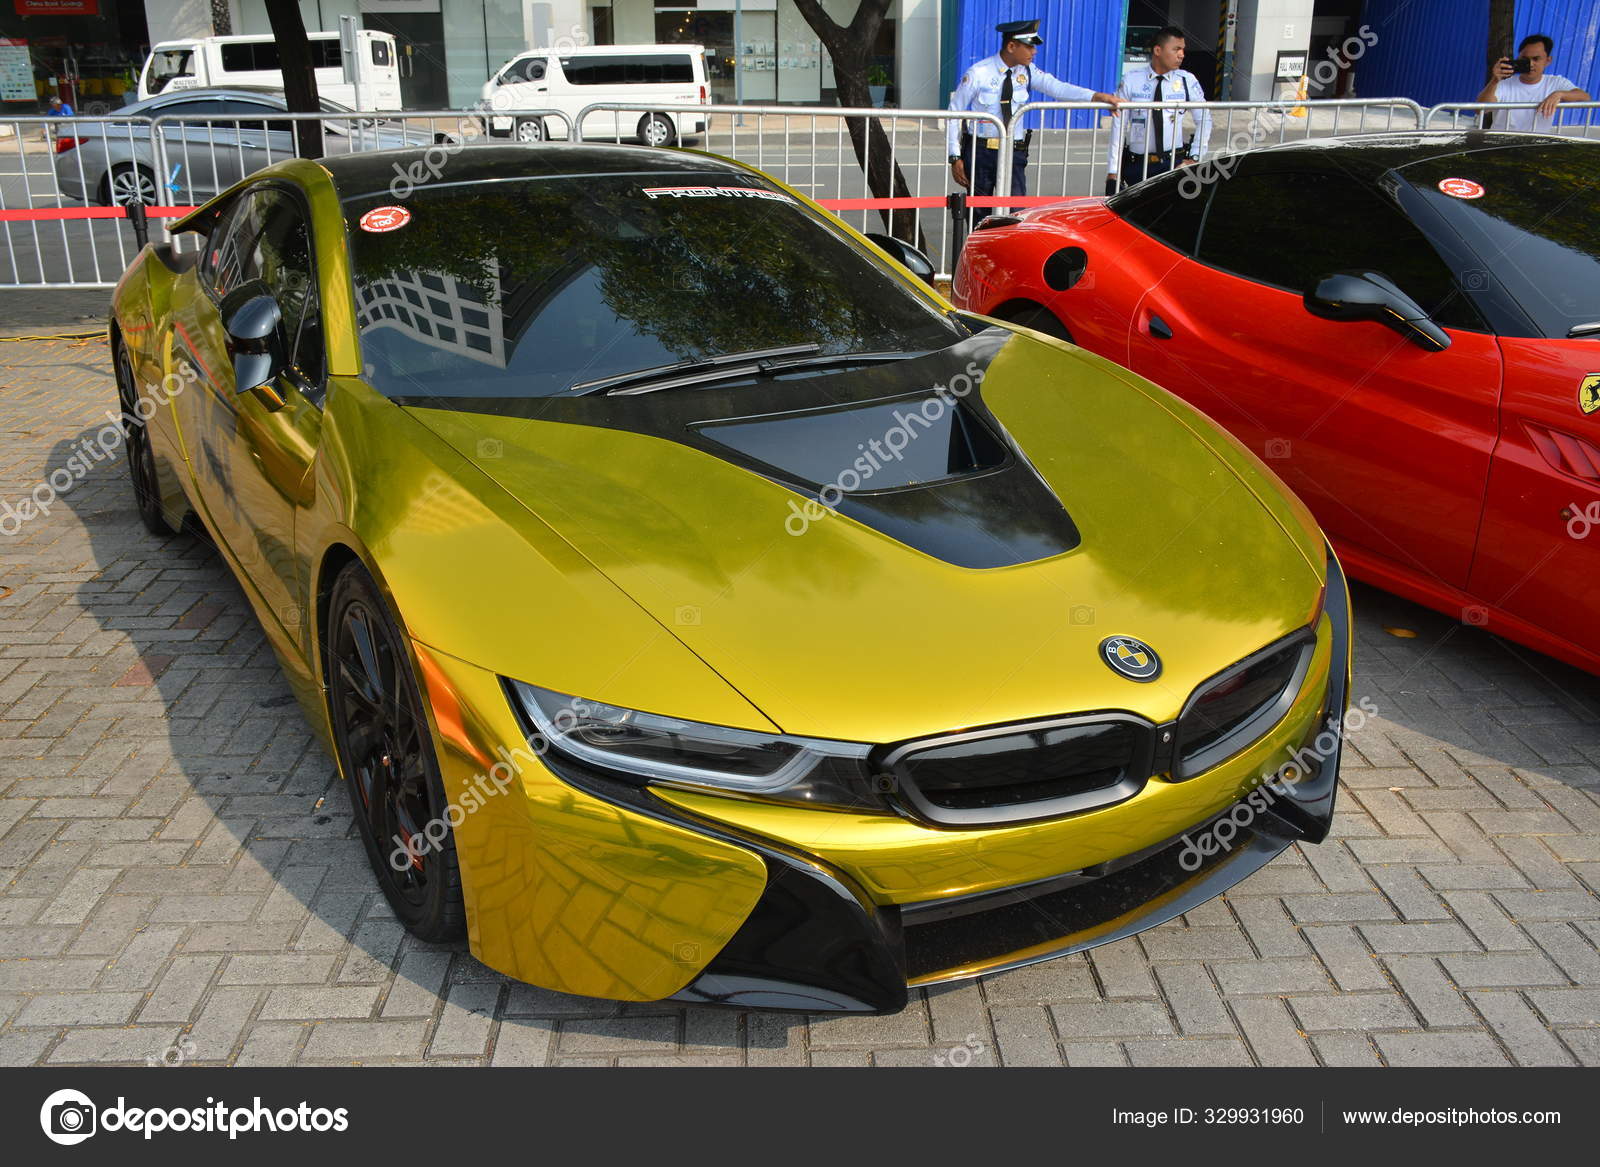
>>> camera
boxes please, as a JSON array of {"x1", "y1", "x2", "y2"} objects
[
  {"x1": 1508, "y1": 56, "x2": 1532, "y2": 74},
  {"x1": 50, "y1": 1102, "x2": 95, "y2": 1137}
]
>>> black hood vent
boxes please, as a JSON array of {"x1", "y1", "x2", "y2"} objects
[{"x1": 400, "y1": 331, "x2": 1080, "y2": 569}]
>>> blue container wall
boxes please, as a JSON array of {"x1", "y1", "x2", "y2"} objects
[
  {"x1": 1356, "y1": 0, "x2": 1488, "y2": 108},
  {"x1": 952, "y1": 1, "x2": 1124, "y2": 128},
  {"x1": 1358, "y1": 0, "x2": 1598, "y2": 113}
]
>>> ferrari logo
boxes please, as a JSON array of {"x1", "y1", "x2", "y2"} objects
[
  {"x1": 1100, "y1": 636, "x2": 1162, "y2": 682},
  {"x1": 1580, "y1": 374, "x2": 1600, "y2": 416}
]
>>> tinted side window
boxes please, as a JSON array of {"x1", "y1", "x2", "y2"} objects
[
  {"x1": 558, "y1": 54, "x2": 694, "y2": 85},
  {"x1": 199, "y1": 194, "x2": 258, "y2": 297},
  {"x1": 370, "y1": 40, "x2": 392, "y2": 67},
  {"x1": 1112, "y1": 170, "x2": 1208, "y2": 256},
  {"x1": 246, "y1": 190, "x2": 324, "y2": 385},
  {"x1": 1197, "y1": 169, "x2": 1481, "y2": 330},
  {"x1": 220, "y1": 40, "x2": 340, "y2": 72}
]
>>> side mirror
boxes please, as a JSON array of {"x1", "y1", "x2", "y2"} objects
[
  {"x1": 865, "y1": 232, "x2": 936, "y2": 287},
  {"x1": 220, "y1": 281, "x2": 285, "y2": 393},
  {"x1": 1303, "y1": 270, "x2": 1450, "y2": 352}
]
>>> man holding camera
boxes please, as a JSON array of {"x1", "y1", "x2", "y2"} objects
[{"x1": 1477, "y1": 35, "x2": 1590, "y2": 132}]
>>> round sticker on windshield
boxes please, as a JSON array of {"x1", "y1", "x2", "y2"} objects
[
  {"x1": 359, "y1": 205, "x2": 412, "y2": 233},
  {"x1": 1437, "y1": 177, "x2": 1485, "y2": 200}
]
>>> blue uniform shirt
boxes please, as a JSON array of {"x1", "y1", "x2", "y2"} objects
[{"x1": 947, "y1": 54, "x2": 1094, "y2": 156}]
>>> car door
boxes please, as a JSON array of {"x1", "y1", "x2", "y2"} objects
[
  {"x1": 170, "y1": 184, "x2": 324, "y2": 636},
  {"x1": 1126, "y1": 160, "x2": 1503, "y2": 590},
  {"x1": 1451, "y1": 166, "x2": 1600, "y2": 655}
]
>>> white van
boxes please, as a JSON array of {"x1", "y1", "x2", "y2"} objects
[
  {"x1": 482, "y1": 44, "x2": 709, "y2": 146},
  {"x1": 138, "y1": 32, "x2": 403, "y2": 111}
]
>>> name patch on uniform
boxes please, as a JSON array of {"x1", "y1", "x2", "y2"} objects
[{"x1": 642, "y1": 186, "x2": 792, "y2": 202}]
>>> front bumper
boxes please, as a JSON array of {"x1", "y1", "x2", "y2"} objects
[{"x1": 414, "y1": 554, "x2": 1351, "y2": 1014}]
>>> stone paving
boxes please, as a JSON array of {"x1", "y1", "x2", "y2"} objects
[{"x1": 2, "y1": 319, "x2": 1599, "y2": 1067}]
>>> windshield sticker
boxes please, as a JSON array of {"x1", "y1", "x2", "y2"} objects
[
  {"x1": 1437, "y1": 177, "x2": 1485, "y2": 200},
  {"x1": 641, "y1": 186, "x2": 792, "y2": 202},
  {"x1": 360, "y1": 205, "x2": 412, "y2": 233}
]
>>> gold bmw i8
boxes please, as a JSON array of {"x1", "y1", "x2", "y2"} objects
[{"x1": 108, "y1": 144, "x2": 1351, "y2": 1013}]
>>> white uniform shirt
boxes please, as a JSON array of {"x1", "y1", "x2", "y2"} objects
[
  {"x1": 947, "y1": 53, "x2": 1095, "y2": 156},
  {"x1": 1106, "y1": 64, "x2": 1212, "y2": 173},
  {"x1": 1491, "y1": 73, "x2": 1578, "y2": 131}
]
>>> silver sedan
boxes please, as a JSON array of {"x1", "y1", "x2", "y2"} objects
[{"x1": 54, "y1": 87, "x2": 438, "y2": 206}]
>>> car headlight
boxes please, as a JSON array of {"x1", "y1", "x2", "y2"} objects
[{"x1": 507, "y1": 680, "x2": 879, "y2": 806}]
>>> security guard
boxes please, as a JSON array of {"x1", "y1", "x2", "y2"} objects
[
  {"x1": 1105, "y1": 26, "x2": 1212, "y2": 194},
  {"x1": 948, "y1": 19, "x2": 1120, "y2": 198}
]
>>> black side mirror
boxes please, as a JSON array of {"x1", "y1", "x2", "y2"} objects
[
  {"x1": 220, "y1": 280, "x2": 285, "y2": 393},
  {"x1": 1303, "y1": 270, "x2": 1450, "y2": 352},
  {"x1": 865, "y1": 232, "x2": 937, "y2": 287}
]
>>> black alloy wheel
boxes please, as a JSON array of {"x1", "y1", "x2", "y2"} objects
[
  {"x1": 326, "y1": 563, "x2": 465, "y2": 940},
  {"x1": 115, "y1": 342, "x2": 176, "y2": 535}
]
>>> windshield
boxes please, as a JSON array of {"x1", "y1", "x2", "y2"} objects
[
  {"x1": 1402, "y1": 145, "x2": 1600, "y2": 338},
  {"x1": 147, "y1": 49, "x2": 195, "y2": 90},
  {"x1": 343, "y1": 173, "x2": 961, "y2": 402}
]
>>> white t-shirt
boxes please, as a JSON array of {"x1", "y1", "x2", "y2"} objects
[{"x1": 1492, "y1": 73, "x2": 1577, "y2": 131}]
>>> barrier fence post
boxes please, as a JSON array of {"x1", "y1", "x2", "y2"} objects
[{"x1": 124, "y1": 200, "x2": 149, "y2": 250}]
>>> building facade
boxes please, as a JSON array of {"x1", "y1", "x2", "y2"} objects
[{"x1": 6, "y1": 0, "x2": 1592, "y2": 116}]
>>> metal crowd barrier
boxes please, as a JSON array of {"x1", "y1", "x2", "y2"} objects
[
  {"x1": 1, "y1": 114, "x2": 161, "y2": 288},
  {"x1": 1423, "y1": 100, "x2": 1600, "y2": 136},
  {"x1": 7, "y1": 95, "x2": 1600, "y2": 290},
  {"x1": 999, "y1": 97, "x2": 1427, "y2": 200},
  {"x1": 576, "y1": 101, "x2": 1007, "y2": 279}
]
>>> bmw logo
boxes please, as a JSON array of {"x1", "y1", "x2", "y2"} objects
[{"x1": 1100, "y1": 636, "x2": 1161, "y2": 682}]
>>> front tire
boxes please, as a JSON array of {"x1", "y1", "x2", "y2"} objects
[
  {"x1": 514, "y1": 117, "x2": 545, "y2": 143},
  {"x1": 637, "y1": 113, "x2": 676, "y2": 148},
  {"x1": 326, "y1": 563, "x2": 466, "y2": 942},
  {"x1": 114, "y1": 342, "x2": 176, "y2": 536},
  {"x1": 999, "y1": 301, "x2": 1074, "y2": 342}
]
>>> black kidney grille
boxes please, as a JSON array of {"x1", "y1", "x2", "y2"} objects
[
  {"x1": 1177, "y1": 635, "x2": 1310, "y2": 769},
  {"x1": 895, "y1": 720, "x2": 1138, "y2": 814}
]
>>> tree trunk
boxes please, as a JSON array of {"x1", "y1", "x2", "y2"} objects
[
  {"x1": 264, "y1": 0, "x2": 323, "y2": 160},
  {"x1": 789, "y1": 0, "x2": 926, "y2": 249},
  {"x1": 1487, "y1": 0, "x2": 1516, "y2": 76},
  {"x1": 209, "y1": 0, "x2": 232, "y2": 36}
]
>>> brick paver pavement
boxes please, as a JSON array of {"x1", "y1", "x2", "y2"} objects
[{"x1": 2, "y1": 327, "x2": 1598, "y2": 1067}]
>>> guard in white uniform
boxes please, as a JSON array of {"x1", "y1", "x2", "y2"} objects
[
  {"x1": 1106, "y1": 26, "x2": 1213, "y2": 194},
  {"x1": 948, "y1": 19, "x2": 1120, "y2": 199}
]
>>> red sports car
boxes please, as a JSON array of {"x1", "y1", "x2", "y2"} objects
[{"x1": 953, "y1": 132, "x2": 1600, "y2": 674}]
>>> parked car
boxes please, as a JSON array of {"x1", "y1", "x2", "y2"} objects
[
  {"x1": 108, "y1": 144, "x2": 1350, "y2": 1013},
  {"x1": 55, "y1": 87, "x2": 434, "y2": 206},
  {"x1": 138, "y1": 31, "x2": 403, "y2": 111},
  {"x1": 954, "y1": 133, "x2": 1600, "y2": 675},
  {"x1": 481, "y1": 43, "x2": 709, "y2": 146}
]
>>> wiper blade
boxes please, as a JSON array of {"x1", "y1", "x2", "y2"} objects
[
  {"x1": 572, "y1": 344, "x2": 820, "y2": 396},
  {"x1": 753, "y1": 350, "x2": 920, "y2": 375}
]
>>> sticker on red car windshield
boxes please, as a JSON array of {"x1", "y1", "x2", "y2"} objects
[
  {"x1": 1437, "y1": 177, "x2": 1485, "y2": 199},
  {"x1": 359, "y1": 205, "x2": 412, "y2": 233},
  {"x1": 641, "y1": 186, "x2": 792, "y2": 203}
]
